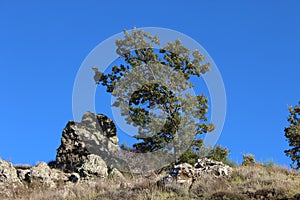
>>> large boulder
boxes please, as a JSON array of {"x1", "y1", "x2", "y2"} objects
[
  {"x1": 158, "y1": 163, "x2": 194, "y2": 189},
  {"x1": 158, "y1": 158, "x2": 232, "y2": 190},
  {"x1": 0, "y1": 158, "x2": 20, "y2": 184},
  {"x1": 30, "y1": 162, "x2": 68, "y2": 188},
  {"x1": 55, "y1": 112, "x2": 120, "y2": 174},
  {"x1": 194, "y1": 158, "x2": 232, "y2": 177},
  {"x1": 0, "y1": 158, "x2": 22, "y2": 198},
  {"x1": 77, "y1": 154, "x2": 108, "y2": 178}
]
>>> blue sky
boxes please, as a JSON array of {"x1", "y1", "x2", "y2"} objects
[{"x1": 0, "y1": 1, "x2": 299, "y2": 167}]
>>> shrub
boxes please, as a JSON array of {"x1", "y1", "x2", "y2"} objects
[{"x1": 242, "y1": 154, "x2": 255, "y2": 166}]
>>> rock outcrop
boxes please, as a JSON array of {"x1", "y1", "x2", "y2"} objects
[
  {"x1": 0, "y1": 112, "x2": 124, "y2": 198},
  {"x1": 55, "y1": 112, "x2": 120, "y2": 173},
  {"x1": 158, "y1": 158, "x2": 233, "y2": 189},
  {"x1": 194, "y1": 158, "x2": 232, "y2": 177},
  {"x1": 0, "y1": 158, "x2": 21, "y2": 184},
  {"x1": 78, "y1": 154, "x2": 108, "y2": 178},
  {"x1": 29, "y1": 162, "x2": 69, "y2": 188}
]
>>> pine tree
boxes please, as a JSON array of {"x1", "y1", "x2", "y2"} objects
[
  {"x1": 95, "y1": 28, "x2": 214, "y2": 163},
  {"x1": 284, "y1": 101, "x2": 300, "y2": 170}
]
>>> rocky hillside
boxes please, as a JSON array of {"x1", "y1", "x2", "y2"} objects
[{"x1": 1, "y1": 112, "x2": 299, "y2": 200}]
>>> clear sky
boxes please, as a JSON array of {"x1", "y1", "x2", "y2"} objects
[{"x1": 0, "y1": 1, "x2": 299, "y2": 167}]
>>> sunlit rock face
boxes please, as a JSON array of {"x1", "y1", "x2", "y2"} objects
[
  {"x1": 0, "y1": 158, "x2": 21, "y2": 184},
  {"x1": 55, "y1": 112, "x2": 120, "y2": 174},
  {"x1": 158, "y1": 158, "x2": 233, "y2": 190}
]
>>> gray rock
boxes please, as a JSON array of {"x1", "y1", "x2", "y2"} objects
[
  {"x1": 78, "y1": 154, "x2": 108, "y2": 178},
  {"x1": 50, "y1": 168, "x2": 69, "y2": 182},
  {"x1": 0, "y1": 158, "x2": 23, "y2": 199},
  {"x1": 194, "y1": 158, "x2": 232, "y2": 177},
  {"x1": 30, "y1": 162, "x2": 56, "y2": 187},
  {"x1": 55, "y1": 112, "x2": 120, "y2": 173},
  {"x1": 158, "y1": 158, "x2": 232, "y2": 190},
  {"x1": 109, "y1": 168, "x2": 126, "y2": 181},
  {"x1": 0, "y1": 158, "x2": 20, "y2": 184},
  {"x1": 30, "y1": 162, "x2": 68, "y2": 188},
  {"x1": 158, "y1": 163, "x2": 194, "y2": 189},
  {"x1": 69, "y1": 172, "x2": 80, "y2": 183},
  {"x1": 17, "y1": 169, "x2": 30, "y2": 182}
]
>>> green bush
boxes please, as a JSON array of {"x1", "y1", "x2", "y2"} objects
[
  {"x1": 242, "y1": 154, "x2": 255, "y2": 166},
  {"x1": 177, "y1": 142, "x2": 235, "y2": 166}
]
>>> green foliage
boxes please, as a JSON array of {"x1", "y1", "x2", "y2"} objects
[
  {"x1": 284, "y1": 101, "x2": 300, "y2": 170},
  {"x1": 242, "y1": 153, "x2": 255, "y2": 166},
  {"x1": 177, "y1": 140, "x2": 233, "y2": 166},
  {"x1": 177, "y1": 138, "x2": 203, "y2": 165},
  {"x1": 177, "y1": 149, "x2": 200, "y2": 165},
  {"x1": 207, "y1": 145, "x2": 230, "y2": 163},
  {"x1": 95, "y1": 28, "x2": 214, "y2": 161}
]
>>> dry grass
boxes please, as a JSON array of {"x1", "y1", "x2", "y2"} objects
[
  {"x1": 1, "y1": 164, "x2": 300, "y2": 200},
  {"x1": 190, "y1": 164, "x2": 300, "y2": 199}
]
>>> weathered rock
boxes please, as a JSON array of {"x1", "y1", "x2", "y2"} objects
[
  {"x1": 55, "y1": 112, "x2": 120, "y2": 174},
  {"x1": 69, "y1": 172, "x2": 80, "y2": 183},
  {"x1": 0, "y1": 158, "x2": 23, "y2": 199},
  {"x1": 17, "y1": 169, "x2": 30, "y2": 182},
  {"x1": 78, "y1": 154, "x2": 108, "y2": 178},
  {"x1": 158, "y1": 163, "x2": 194, "y2": 189},
  {"x1": 158, "y1": 158, "x2": 232, "y2": 190},
  {"x1": 194, "y1": 158, "x2": 232, "y2": 177},
  {"x1": 109, "y1": 168, "x2": 126, "y2": 181},
  {"x1": 0, "y1": 158, "x2": 20, "y2": 184},
  {"x1": 94, "y1": 114, "x2": 118, "y2": 144},
  {"x1": 30, "y1": 162, "x2": 56, "y2": 187},
  {"x1": 30, "y1": 162, "x2": 68, "y2": 188},
  {"x1": 50, "y1": 168, "x2": 69, "y2": 183}
]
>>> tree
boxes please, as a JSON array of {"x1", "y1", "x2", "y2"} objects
[
  {"x1": 94, "y1": 28, "x2": 214, "y2": 165},
  {"x1": 178, "y1": 139, "x2": 231, "y2": 166},
  {"x1": 207, "y1": 145, "x2": 230, "y2": 164},
  {"x1": 241, "y1": 153, "x2": 255, "y2": 166},
  {"x1": 284, "y1": 101, "x2": 300, "y2": 170}
]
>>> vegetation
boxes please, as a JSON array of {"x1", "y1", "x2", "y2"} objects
[
  {"x1": 95, "y1": 28, "x2": 214, "y2": 163},
  {"x1": 177, "y1": 140, "x2": 232, "y2": 166},
  {"x1": 284, "y1": 101, "x2": 300, "y2": 170},
  {"x1": 4, "y1": 164, "x2": 300, "y2": 200},
  {"x1": 241, "y1": 153, "x2": 255, "y2": 166}
]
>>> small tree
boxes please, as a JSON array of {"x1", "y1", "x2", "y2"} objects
[
  {"x1": 94, "y1": 28, "x2": 214, "y2": 166},
  {"x1": 178, "y1": 141, "x2": 231, "y2": 166},
  {"x1": 207, "y1": 145, "x2": 230, "y2": 164},
  {"x1": 284, "y1": 101, "x2": 300, "y2": 170},
  {"x1": 242, "y1": 153, "x2": 255, "y2": 166}
]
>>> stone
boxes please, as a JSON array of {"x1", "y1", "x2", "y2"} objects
[
  {"x1": 78, "y1": 154, "x2": 108, "y2": 178},
  {"x1": 158, "y1": 163, "x2": 194, "y2": 189},
  {"x1": 30, "y1": 162, "x2": 56, "y2": 187},
  {"x1": 0, "y1": 158, "x2": 23, "y2": 198},
  {"x1": 69, "y1": 172, "x2": 80, "y2": 183},
  {"x1": 0, "y1": 158, "x2": 20, "y2": 184},
  {"x1": 16, "y1": 169, "x2": 30, "y2": 182},
  {"x1": 194, "y1": 158, "x2": 232, "y2": 177},
  {"x1": 30, "y1": 162, "x2": 68, "y2": 188},
  {"x1": 158, "y1": 158, "x2": 233, "y2": 190},
  {"x1": 55, "y1": 112, "x2": 120, "y2": 173},
  {"x1": 109, "y1": 168, "x2": 126, "y2": 181},
  {"x1": 50, "y1": 168, "x2": 69, "y2": 183},
  {"x1": 170, "y1": 163, "x2": 194, "y2": 184},
  {"x1": 95, "y1": 114, "x2": 118, "y2": 144}
]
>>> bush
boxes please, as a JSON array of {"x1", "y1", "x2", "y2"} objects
[
  {"x1": 177, "y1": 143, "x2": 235, "y2": 167},
  {"x1": 242, "y1": 154, "x2": 255, "y2": 166}
]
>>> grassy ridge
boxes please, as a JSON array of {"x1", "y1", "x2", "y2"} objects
[{"x1": 5, "y1": 164, "x2": 300, "y2": 200}]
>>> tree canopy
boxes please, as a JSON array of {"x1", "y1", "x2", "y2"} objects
[
  {"x1": 284, "y1": 101, "x2": 300, "y2": 170},
  {"x1": 94, "y1": 28, "x2": 214, "y2": 164}
]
